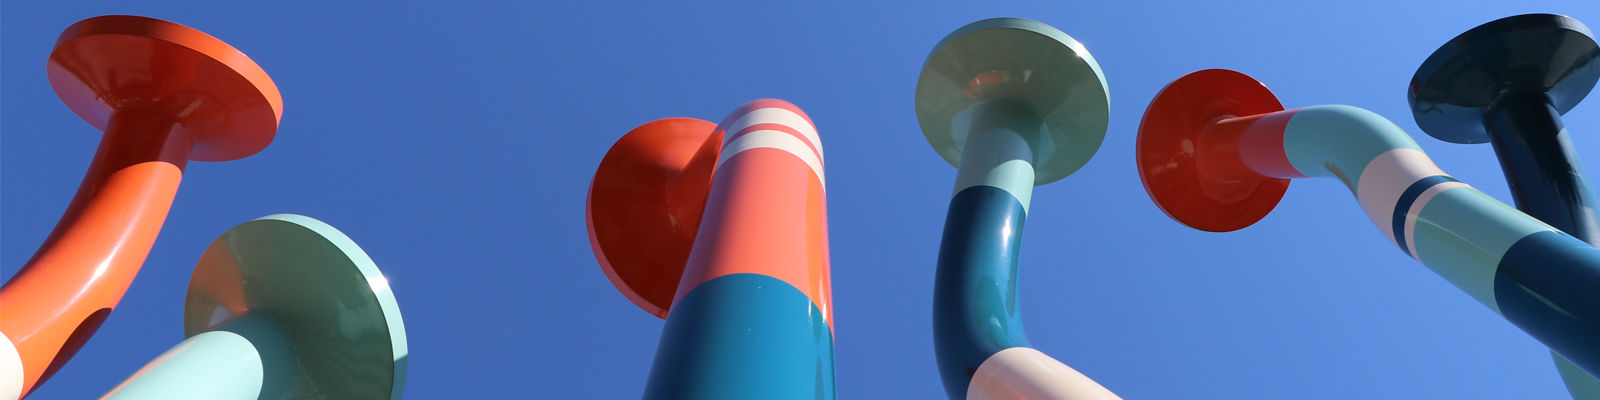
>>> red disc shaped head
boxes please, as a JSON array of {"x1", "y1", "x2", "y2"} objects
[
  {"x1": 47, "y1": 15, "x2": 282, "y2": 161},
  {"x1": 1137, "y1": 69, "x2": 1289, "y2": 232},
  {"x1": 586, "y1": 118, "x2": 722, "y2": 318}
]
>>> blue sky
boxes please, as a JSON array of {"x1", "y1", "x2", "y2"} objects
[{"x1": 3, "y1": 0, "x2": 1598, "y2": 398}]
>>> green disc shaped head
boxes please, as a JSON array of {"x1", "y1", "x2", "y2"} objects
[
  {"x1": 185, "y1": 214, "x2": 408, "y2": 399},
  {"x1": 915, "y1": 17, "x2": 1110, "y2": 185}
]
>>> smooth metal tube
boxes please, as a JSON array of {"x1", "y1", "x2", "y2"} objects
[
  {"x1": 1484, "y1": 89, "x2": 1599, "y2": 243},
  {"x1": 641, "y1": 100, "x2": 835, "y2": 400},
  {"x1": 933, "y1": 101, "x2": 1119, "y2": 400},
  {"x1": 100, "y1": 312, "x2": 297, "y2": 400},
  {"x1": 0, "y1": 109, "x2": 189, "y2": 395},
  {"x1": 1227, "y1": 105, "x2": 1600, "y2": 377}
]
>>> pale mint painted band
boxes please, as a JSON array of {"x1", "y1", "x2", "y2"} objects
[
  {"x1": 1274, "y1": 105, "x2": 1555, "y2": 313},
  {"x1": 955, "y1": 126, "x2": 1035, "y2": 214},
  {"x1": 100, "y1": 312, "x2": 294, "y2": 400},
  {"x1": 1267, "y1": 105, "x2": 1555, "y2": 312},
  {"x1": 1409, "y1": 187, "x2": 1553, "y2": 312},
  {"x1": 1281, "y1": 105, "x2": 1424, "y2": 190},
  {"x1": 1555, "y1": 352, "x2": 1600, "y2": 398}
]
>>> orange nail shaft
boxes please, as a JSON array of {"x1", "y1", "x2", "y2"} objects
[{"x1": 1, "y1": 108, "x2": 191, "y2": 395}]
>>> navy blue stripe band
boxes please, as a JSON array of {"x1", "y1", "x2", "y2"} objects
[{"x1": 1391, "y1": 175, "x2": 1458, "y2": 256}]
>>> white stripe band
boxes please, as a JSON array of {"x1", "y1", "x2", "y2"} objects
[
  {"x1": 720, "y1": 107, "x2": 823, "y2": 159},
  {"x1": 968, "y1": 347, "x2": 1121, "y2": 400},
  {"x1": 1355, "y1": 149, "x2": 1445, "y2": 246},
  {"x1": 1, "y1": 330, "x2": 22, "y2": 400},
  {"x1": 717, "y1": 130, "x2": 827, "y2": 186}
]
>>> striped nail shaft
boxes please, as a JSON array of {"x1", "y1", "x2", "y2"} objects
[
  {"x1": 1210, "y1": 103, "x2": 1600, "y2": 377},
  {"x1": 1407, "y1": 14, "x2": 1600, "y2": 394},
  {"x1": 642, "y1": 99, "x2": 835, "y2": 400},
  {"x1": 917, "y1": 18, "x2": 1120, "y2": 400}
]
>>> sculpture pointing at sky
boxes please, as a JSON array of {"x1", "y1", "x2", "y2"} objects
[
  {"x1": 0, "y1": 15, "x2": 283, "y2": 398},
  {"x1": 1408, "y1": 13, "x2": 1600, "y2": 398},
  {"x1": 587, "y1": 100, "x2": 835, "y2": 399},
  {"x1": 915, "y1": 18, "x2": 1120, "y2": 400},
  {"x1": 100, "y1": 215, "x2": 409, "y2": 400},
  {"x1": 6, "y1": 7, "x2": 1600, "y2": 400},
  {"x1": 1137, "y1": 68, "x2": 1600, "y2": 385},
  {"x1": 0, "y1": 15, "x2": 407, "y2": 400}
]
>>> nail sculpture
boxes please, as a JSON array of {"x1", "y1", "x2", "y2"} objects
[
  {"x1": 587, "y1": 100, "x2": 834, "y2": 399},
  {"x1": 1139, "y1": 68, "x2": 1600, "y2": 381},
  {"x1": 1409, "y1": 13, "x2": 1600, "y2": 398},
  {"x1": 0, "y1": 15, "x2": 281, "y2": 398},
  {"x1": 100, "y1": 215, "x2": 408, "y2": 400},
  {"x1": 916, "y1": 18, "x2": 1121, "y2": 400}
]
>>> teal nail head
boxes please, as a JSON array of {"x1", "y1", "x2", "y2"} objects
[
  {"x1": 915, "y1": 18, "x2": 1110, "y2": 185},
  {"x1": 184, "y1": 214, "x2": 409, "y2": 399}
]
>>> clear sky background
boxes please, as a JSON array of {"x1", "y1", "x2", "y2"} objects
[{"x1": 3, "y1": 0, "x2": 1599, "y2": 398}]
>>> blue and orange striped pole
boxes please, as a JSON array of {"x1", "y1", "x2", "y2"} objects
[
  {"x1": 915, "y1": 18, "x2": 1121, "y2": 399},
  {"x1": 1408, "y1": 13, "x2": 1600, "y2": 397},
  {"x1": 1138, "y1": 68, "x2": 1600, "y2": 379},
  {"x1": 587, "y1": 99, "x2": 833, "y2": 399}
]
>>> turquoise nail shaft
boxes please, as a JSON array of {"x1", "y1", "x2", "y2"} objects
[{"x1": 100, "y1": 312, "x2": 296, "y2": 400}]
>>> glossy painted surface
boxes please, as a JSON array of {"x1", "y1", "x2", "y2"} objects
[
  {"x1": 675, "y1": 100, "x2": 831, "y2": 322},
  {"x1": 1488, "y1": 75, "x2": 1600, "y2": 400},
  {"x1": 1408, "y1": 13, "x2": 1600, "y2": 245},
  {"x1": 934, "y1": 183, "x2": 1031, "y2": 395},
  {"x1": 1409, "y1": 15, "x2": 1600, "y2": 396},
  {"x1": 950, "y1": 103, "x2": 1041, "y2": 213},
  {"x1": 967, "y1": 348, "x2": 1121, "y2": 400},
  {"x1": 101, "y1": 313, "x2": 293, "y2": 400},
  {"x1": 1137, "y1": 69, "x2": 1600, "y2": 378},
  {"x1": 1136, "y1": 69, "x2": 1292, "y2": 232},
  {"x1": 931, "y1": 123, "x2": 1118, "y2": 400},
  {"x1": 934, "y1": 119, "x2": 1036, "y2": 392},
  {"x1": 1483, "y1": 91, "x2": 1600, "y2": 243},
  {"x1": 0, "y1": 15, "x2": 281, "y2": 397},
  {"x1": 1558, "y1": 355, "x2": 1600, "y2": 397},
  {"x1": 645, "y1": 274, "x2": 833, "y2": 399},
  {"x1": 920, "y1": 19, "x2": 1118, "y2": 400},
  {"x1": 184, "y1": 215, "x2": 408, "y2": 399},
  {"x1": 1490, "y1": 89, "x2": 1600, "y2": 400},
  {"x1": 0, "y1": 331, "x2": 19, "y2": 400},
  {"x1": 101, "y1": 332, "x2": 265, "y2": 399},
  {"x1": 1494, "y1": 231, "x2": 1600, "y2": 378},
  {"x1": 1414, "y1": 16, "x2": 1600, "y2": 396},
  {"x1": 1408, "y1": 14, "x2": 1599, "y2": 145},
  {"x1": 915, "y1": 18, "x2": 1109, "y2": 185},
  {"x1": 587, "y1": 118, "x2": 722, "y2": 318},
  {"x1": 588, "y1": 100, "x2": 834, "y2": 399},
  {"x1": 48, "y1": 15, "x2": 282, "y2": 161}
]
